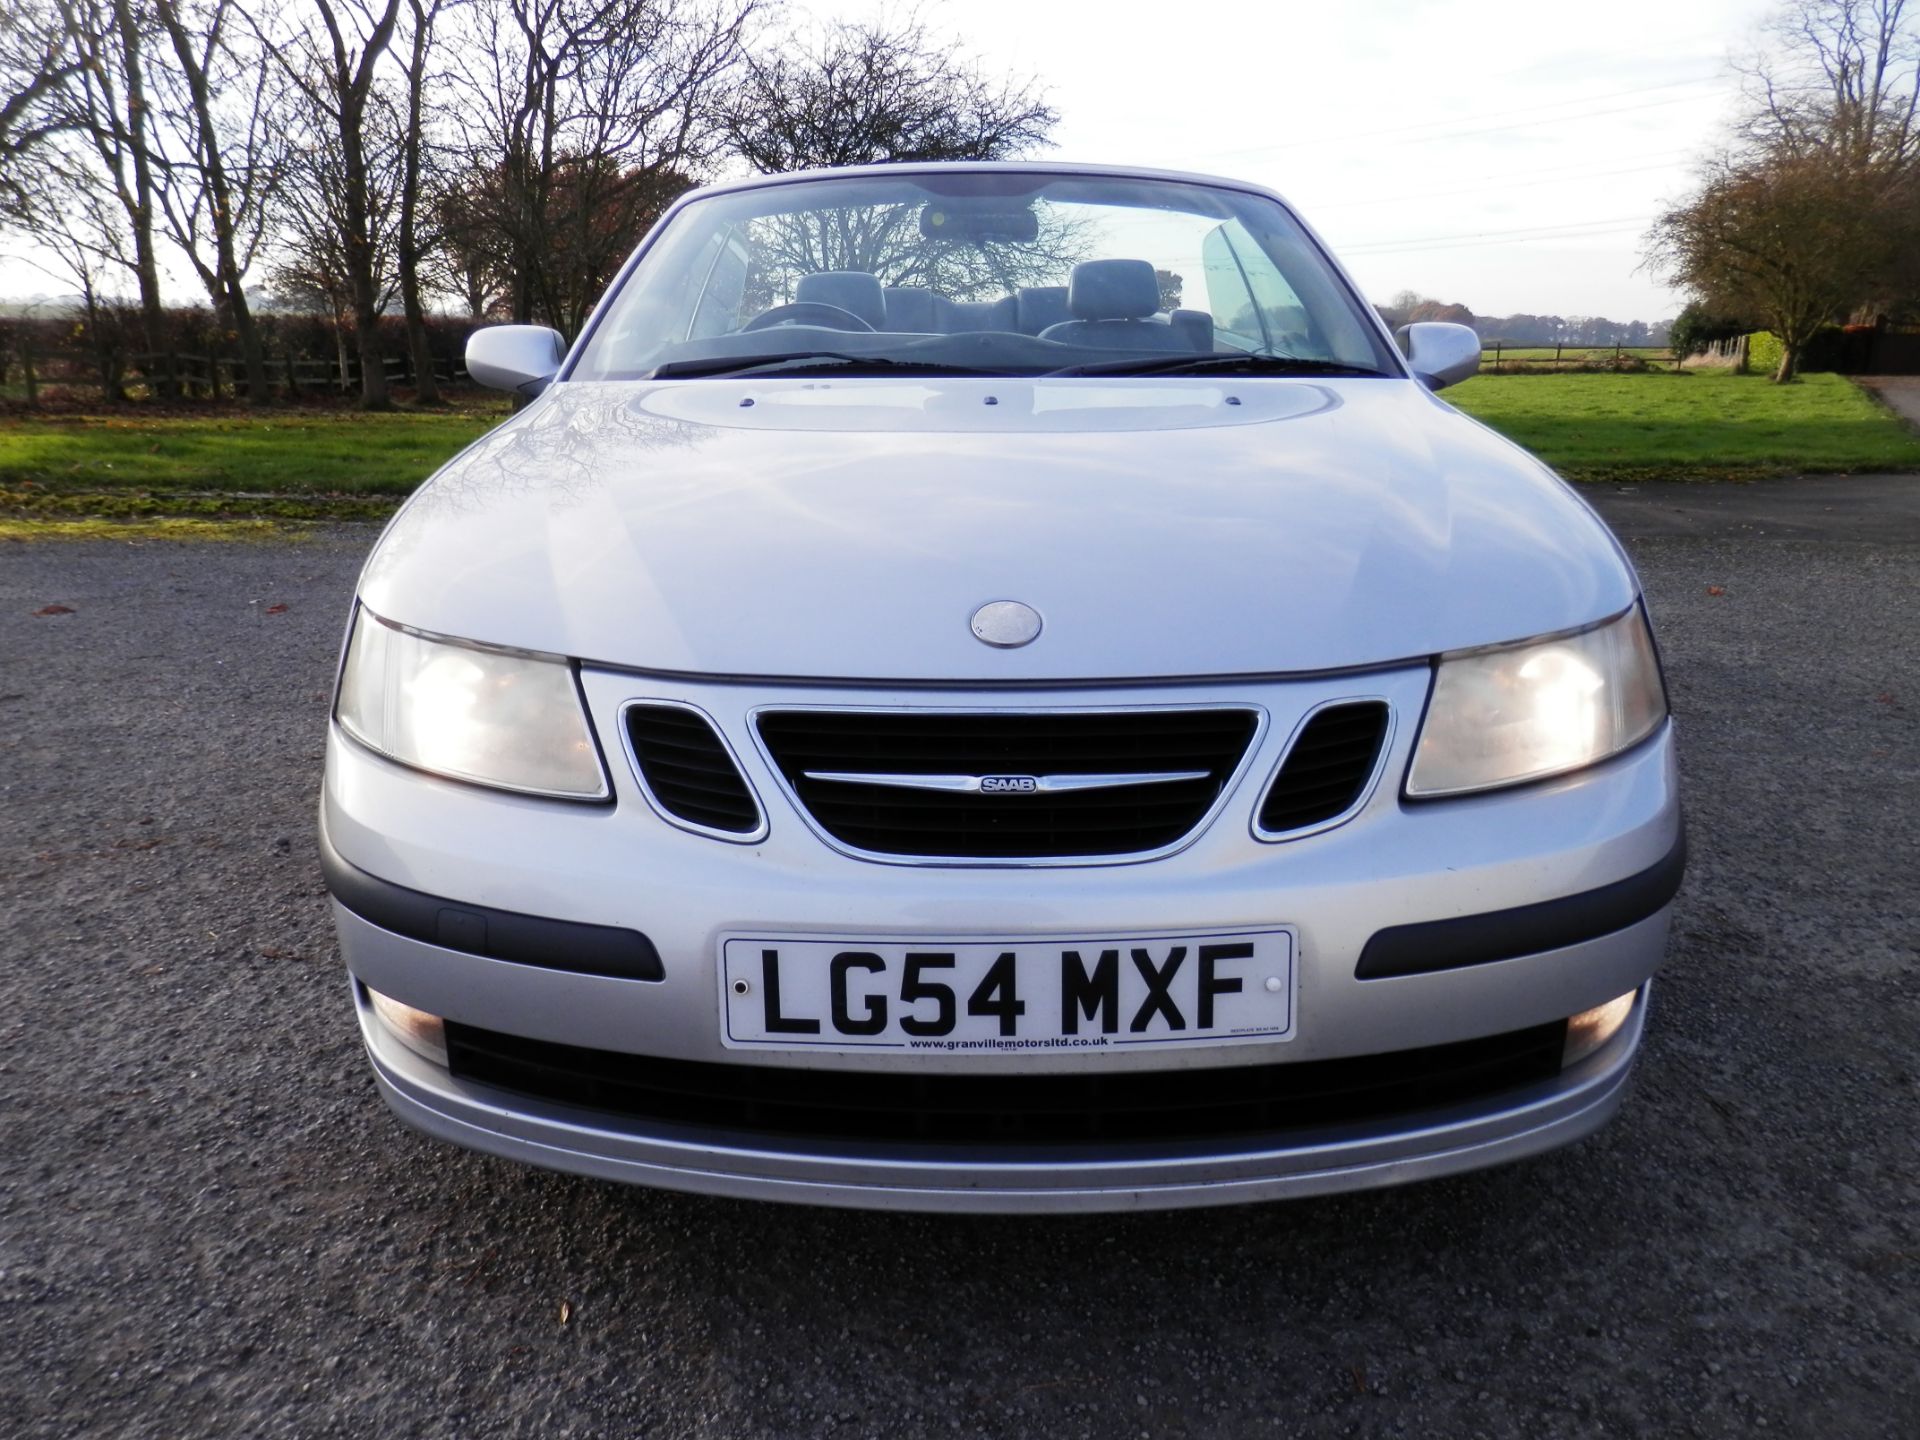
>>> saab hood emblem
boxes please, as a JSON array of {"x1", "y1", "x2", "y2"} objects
[
  {"x1": 970, "y1": 600, "x2": 1042, "y2": 648},
  {"x1": 979, "y1": 775, "x2": 1040, "y2": 794}
]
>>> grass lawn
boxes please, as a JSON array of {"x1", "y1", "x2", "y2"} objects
[
  {"x1": 3, "y1": 371, "x2": 1918, "y2": 523},
  {"x1": 0, "y1": 402, "x2": 505, "y2": 521},
  {"x1": 1445, "y1": 369, "x2": 1920, "y2": 481}
]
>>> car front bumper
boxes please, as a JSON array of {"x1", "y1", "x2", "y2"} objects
[{"x1": 323, "y1": 663, "x2": 1683, "y2": 1213}]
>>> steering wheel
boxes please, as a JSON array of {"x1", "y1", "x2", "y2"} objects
[{"x1": 741, "y1": 302, "x2": 876, "y2": 334}]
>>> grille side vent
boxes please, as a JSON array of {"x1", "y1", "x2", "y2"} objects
[
  {"x1": 1258, "y1": 702, "x2": 1390, "y2": 835},
  {"x1": 625, "y1": 705, "x2": 762, "y2": 837}
]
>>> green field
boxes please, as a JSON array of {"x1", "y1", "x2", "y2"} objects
[
  {"x1": 0, "y1": 403, "x2": 505, "y2": 520},
  {"x1": 1445, "y1": 370, "x2": 1920, "y2": 480},
  {"x1": 3, "y1": 371, "x2": 1918, "y2": 523}
]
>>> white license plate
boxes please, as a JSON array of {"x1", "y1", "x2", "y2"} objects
[{"x1": 720, "y1": 930, "x2": 1296, "y2": 1054}]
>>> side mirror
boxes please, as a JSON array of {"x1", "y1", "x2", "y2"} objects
[
  {"x1": 466, "y1": 324, "x2": 566, "y2": 396},
  {"x1": 1397, "y1": 322, "x2": 1481, "y2": 391}
]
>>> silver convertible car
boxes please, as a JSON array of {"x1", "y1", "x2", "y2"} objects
[{"x1": 322, "y1": 162, "x2": 1683, "y2": 1212}]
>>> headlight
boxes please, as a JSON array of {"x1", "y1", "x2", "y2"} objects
[
  {"x1": 335, "y1": 607, "x2": 608, "y2": 799},
  {"x1": 1407, "y1": 605, "x2": 1667, "y2": 798}
]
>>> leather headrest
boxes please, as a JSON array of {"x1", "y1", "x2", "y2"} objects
[
  {"x1": 1016, "y1": 286, "x2": 1071, "y2": 334},
  {"x1": 1067, "y1": 260, "x2": 1160, "y2": 321},
  {"x1": 794, "y1": 271, "x2": 886, "y2": 328}
]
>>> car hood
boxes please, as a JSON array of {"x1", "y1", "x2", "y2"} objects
[{"x1": 359, "y1": 378, "x2": 1635, "y2": 682}]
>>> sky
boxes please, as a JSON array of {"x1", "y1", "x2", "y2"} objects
[
  {"x1": 0, "y1": 0, "x2": 1780, "y2": 320},
  {"x1": 820, "y1": 0, "x2": 1781, "y2": 320}
]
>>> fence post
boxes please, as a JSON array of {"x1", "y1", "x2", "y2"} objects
[{"x1": 23, "y1": 338, "x2": 36, "y2": 405}]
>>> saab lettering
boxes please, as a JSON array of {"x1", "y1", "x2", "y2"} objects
[
  {"x1": 1197, "y1": 941, "x2": 1253, "y2": 1028},
  {"x1": 980, "y1": 775, "x2": 1039, "y2": 794},
  {"x1": 760, "y1": 948, "x2": 820, "y2": 1034},
  {"x1": 1130, "y1": 946, "x2": 1188, "y2": 1032},
  {"x1": 1060, "y1": 948, "x2": 1121, "y2": 1035},
  {"x1": 829, "y1": 951, "x2": 887, "y2": 1035}
]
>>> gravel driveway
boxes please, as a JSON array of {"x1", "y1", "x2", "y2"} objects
[{"x1": 3, "y1": 476, "x2": 1916, "y2": 1438}]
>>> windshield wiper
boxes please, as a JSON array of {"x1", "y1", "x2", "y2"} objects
[
  {"x1": 1044, "y1": 353, "x2": 1389, "y2": 379},
  {"x1": 648, "y1": 352, "x2": 991, "y2": 380}
]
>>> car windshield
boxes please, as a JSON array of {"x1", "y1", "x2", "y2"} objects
[{"x1": 567, "y1": 171, "x2": 1400, "y2": 381}]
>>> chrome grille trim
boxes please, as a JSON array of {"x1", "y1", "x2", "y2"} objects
[
  {"x1": 750, "y1": 703, "x2": 1268, "y2": 868},
  {"x1": 799, "y1": 770, "x2": 1212, "y2": 794}
]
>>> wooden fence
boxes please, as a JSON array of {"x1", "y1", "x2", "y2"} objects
[
  {"x1": 1, "y1": 342, "x2": 466, "y2": 402},
  {"x1": 1479, "y1": 342, "x2": 1680, "y2": 370}
]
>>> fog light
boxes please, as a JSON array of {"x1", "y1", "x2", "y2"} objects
[
  {"x1": 1563, "y1": 989, "x2": 1638, "y2": 1067},
  {"x1": 367, "y1": 986, "x2": 449, "y2": 1067}
]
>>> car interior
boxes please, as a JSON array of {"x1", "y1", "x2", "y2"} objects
[
  {"x1": 773, "y1": 259, "x2": 1217, "y2": 353},
  {"x1": 566, "y1": 175, "x2": 1399, "y2": 380}
]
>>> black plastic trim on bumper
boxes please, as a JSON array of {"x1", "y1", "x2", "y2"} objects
[
  {"x1": 319, "y1": 829, "x2": 664, "y2": 981},
  {"x1": 1356, "y1": 828, "x2": 1687, "y2": 980}
]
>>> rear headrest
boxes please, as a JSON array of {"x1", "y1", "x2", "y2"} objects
[
  {"x1": 941, "y1": 295, "x2": 1018, "y2": 333},
  {"x1": 882, "y1": 286, "x2": 938, "y2": 332},
  {"x1": 795, "y1": 271, "x2": 885, "y2": 328},
  {"x1": 1167, "y1": 308, "x2": 1215, "y2": 353},
  {"x1": 1067, "y1": 259, "x2": 1160, "y2": 322},
  {"x1": 1016, "y1": 286, "x2": 1071, "y2": 335}
]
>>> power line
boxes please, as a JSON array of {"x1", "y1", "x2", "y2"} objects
[
  {"x1": 1341, "y1": 224, "x2": 1655, "y2": 259},
  {"x1": 1307, "y1": 153, "x2": 1697, "y2": 211},
  {"x1": 1336, "y1": 214, "x2": 1657, "y2": 256},
  {"x1": 1340, "y1": 214, "x2": 1655, "y2": 249},
  {"x1": 1342, "y1": 225, "x2": 1651, "y2": 257},
  {"x1": 1205, "y1": 72, "x2": 1731, "y2": 160}
]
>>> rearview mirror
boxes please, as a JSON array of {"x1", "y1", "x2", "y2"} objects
[
  {"x1": 1397, "y1": 322, "x2": 1480, "y2": 391},
  {"x1": 919, "y1": 202, "x2": 1041, "y2": 244},
  {"x1": 466, "y1": 325, "x2": 566, "y2": 396}
]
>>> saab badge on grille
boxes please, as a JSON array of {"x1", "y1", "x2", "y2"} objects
[
  {"x1": 980, "y1": 775, "x2": 1040, "y2": 794},
  {"x1": 970, "y1": 600, "x2": 1043, "y2": 648}
]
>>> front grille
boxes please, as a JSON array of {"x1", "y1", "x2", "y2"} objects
[
  {"x1": 625, "y1": 705, "x2": 761, "y2": 835},
  {"x1": 755, "y1": 708, "x2": 1259, "y2": 859},
  {"x1": 443, "y1": 1020, "x2": 1569, "y2": 1148},
  {"x1": 1258, "y1": 702, "x2": 1391, "y2": 834}
]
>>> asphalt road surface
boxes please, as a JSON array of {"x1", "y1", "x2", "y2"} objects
[{"x1": 3, "y1": 475, "x2": 1916, "y2": 1438}]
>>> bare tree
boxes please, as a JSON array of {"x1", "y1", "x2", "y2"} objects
[
  {"x1": 429, "y1": 175, "x2": 507, "y2": 318},
  {"x1": 0, "y1": 0, "x2": 84, "y2": 170},
  {"x1": 272, "y1": 81, "x2": 403, "y2": 388},
  {"x1": 9, "y1": 149, "x2": 138, "y2": 397},
  {"x1": 444, "y1": 0, "x2": 759, "y2": 333},
  {"x1": 151, "y1": 0, "x2": 283, "y2": 404},
  {"x1": 1740, "y1": 0, "x2": 1920, "y2": 165},
  {"x1": 45, "y1": 0, "x2": 181, "y2": 398},
  {"x1": 1649, "y1": 0, "x2": 1920, "y2": 377},
  {"x1": 259, "y1": 0, "x2": 404, "y2": 407},
  {"x1": 393, "y1": 0, "x2": 444, "y2": 401},
  {"x1": 720, "y1": 14, "x2": 1056, "y2": 173}
]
